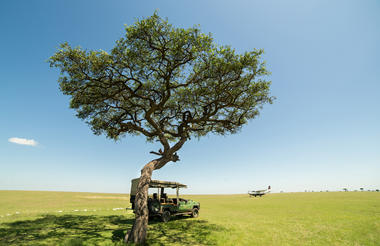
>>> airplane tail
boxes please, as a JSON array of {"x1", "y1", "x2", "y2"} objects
[{"x1": 266, "y1": 185, "x2": 271, "y2": 193}]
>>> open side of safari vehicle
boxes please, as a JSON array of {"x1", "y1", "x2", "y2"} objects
[{"x1": 130, "y1": 178, "x2": 200, "y2": 222}]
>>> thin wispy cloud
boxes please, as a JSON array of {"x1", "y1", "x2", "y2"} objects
[{"x1": 8, "y1": 137, "x2": 38, "y2": 146}]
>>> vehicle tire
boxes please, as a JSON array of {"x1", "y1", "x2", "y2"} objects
[
  {"x1": 191, "y1": 208, "x2": 199, "y2": 218},
  {"x1": 161, "y1": 210, "x2": 171, "y2": 223}
]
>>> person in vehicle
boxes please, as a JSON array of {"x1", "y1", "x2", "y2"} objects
[{"x1": 153, "y1": 193, "x2": 158, "y2": 200}]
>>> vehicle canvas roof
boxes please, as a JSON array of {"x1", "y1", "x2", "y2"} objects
[{"x1": 130, "y1": 178, "x2": 187, "y2": 195}]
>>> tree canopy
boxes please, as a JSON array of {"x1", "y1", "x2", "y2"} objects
[{"x1": 49, "y1": 13, "x2": 273, "y2": 162}]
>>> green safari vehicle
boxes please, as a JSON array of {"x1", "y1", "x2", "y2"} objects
[{"x1": 130, "y1": 178, "x2": 200, "y2": 222}]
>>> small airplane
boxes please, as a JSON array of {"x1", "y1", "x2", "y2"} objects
[{"x1": 248, "y1": 185, "x2": 271, "y2": 197}]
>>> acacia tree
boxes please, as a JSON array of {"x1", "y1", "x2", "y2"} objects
[{"x1": 49, "y1": 13, "x2": 273, "y2": 244}]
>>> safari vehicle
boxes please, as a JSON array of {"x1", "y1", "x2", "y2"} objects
[{"x1": 130, "y1": 178, "x2": 200, "y2": 222}]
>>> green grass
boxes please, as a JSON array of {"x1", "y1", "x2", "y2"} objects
[{"x1": 0, "y1": 191, "x2": 379, "y2": 245}]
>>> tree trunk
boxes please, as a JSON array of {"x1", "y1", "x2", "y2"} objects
[{"x1": 125, "y1": 158, "x2": 167, "y2": 244}]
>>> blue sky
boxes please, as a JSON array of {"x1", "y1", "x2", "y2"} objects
[{"x1": 0, "y1": 0, "x2": 379, "y2": 194}]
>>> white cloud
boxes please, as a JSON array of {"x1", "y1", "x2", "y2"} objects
[{"x1": 8, "y1": 137, "x2": 38, "y2": 146}]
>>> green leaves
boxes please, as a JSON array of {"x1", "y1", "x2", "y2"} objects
[{"x1": 49, "y1": 13, "x2": 273, "y2": 150}]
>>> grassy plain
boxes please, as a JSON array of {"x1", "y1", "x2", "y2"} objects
[{"x1": 0, "y1": 191, "x2": 379, "y2": 245}]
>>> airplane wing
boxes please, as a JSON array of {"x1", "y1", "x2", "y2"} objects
[{"x1": 248, "y1": 186, "x2": 271, "y2": 196}]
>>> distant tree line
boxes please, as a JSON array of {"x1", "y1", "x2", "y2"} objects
[{"x1": 302, "y1": 188, "x2": 380, "y2": 192}]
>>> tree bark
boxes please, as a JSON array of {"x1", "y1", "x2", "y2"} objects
[
  {"x1": 125, "y1": 158, "x2": 168, "y2": 244},
  {"x1": 125, "y1": 137, "x2": 185, "y2": 244}
]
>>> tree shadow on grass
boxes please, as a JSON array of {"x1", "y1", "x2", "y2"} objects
[
  {"x1": 0, "y1": 214, "x2": 132, "y2": 245},
  {"x1": 147, "y1": 217, "x2": 225, "y2": 245},
  {"x1": 0, "y1": 215, "x2": 224, "y2": 245}
]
